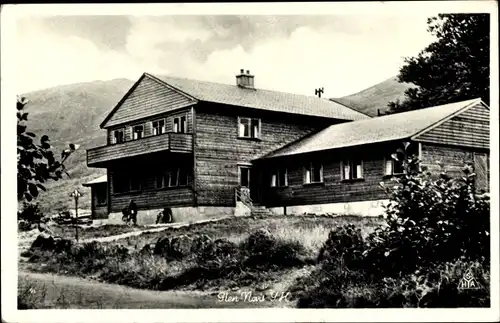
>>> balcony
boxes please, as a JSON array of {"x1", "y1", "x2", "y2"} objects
[{"x1": 87, "y1": 132, "x2": 193, "y2": 167}]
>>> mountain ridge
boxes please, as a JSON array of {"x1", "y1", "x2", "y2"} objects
[{"x1": 332, "y1": 77, "x2": 416, "y2": 117}]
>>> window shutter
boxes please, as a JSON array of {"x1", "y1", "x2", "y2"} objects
[
  {"x1": 356, "y1": 163, "x2": 363, "y2": 178},
  {"x1": 304, "y1": 168, "x2": 311, "y2": 184},
  {"x1": 385, "y1": 159, "x2": 393, "y2": 175},
  {"x1": 343, "y1": 163, "x2": 350, "y2": 180},
  {"x1": 271, "y1": 174, "x2": 277, "y2": 187}
]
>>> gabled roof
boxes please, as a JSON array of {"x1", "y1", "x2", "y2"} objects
[
  {"x1": 82, "y1": 175, "x2": 107, "y2": 187},
  {"x1": 261, "y1": 98, "x2": 486, "y2": 159},
  {"x1": 148, "y1": 73, "x2": 370, "y2": 121}
]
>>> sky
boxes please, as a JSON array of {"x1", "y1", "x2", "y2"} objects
[{"x1": 15, "y1": 14, "x2": 438, "y2": 97}]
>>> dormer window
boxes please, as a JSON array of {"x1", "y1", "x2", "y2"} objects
[
  {"x1": 238, "y1": 117, "x2": 260, "y2": 139},
  {"x1": 152, "y1": 119, "x2": 165, "y2": 135},
  {"x1": 133, "y1": 125, "x2": 144, "y2": 140}
]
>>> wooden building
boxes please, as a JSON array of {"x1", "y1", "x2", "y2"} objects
[
  {"x1": 255, "y1": 98, "x2": 490, "y2": 216},
  {"x1": 86, "y1": 70, "x2": 490, "y2": 223},
  {"x1": 82, "y1": 175, "x2": 108, "y2": 219}
]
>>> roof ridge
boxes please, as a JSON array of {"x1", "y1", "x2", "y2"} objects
[{"x1": 151, "y1": 72, "x2": 363, "y2": 103}]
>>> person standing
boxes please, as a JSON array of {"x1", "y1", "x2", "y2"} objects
[{"x1": 128, "y1": 199, "x2": 138, "y2": 225}]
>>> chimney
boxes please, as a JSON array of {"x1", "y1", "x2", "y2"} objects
[{"x1": 236, "y1": 69, "x2": 255, "y2": 89}]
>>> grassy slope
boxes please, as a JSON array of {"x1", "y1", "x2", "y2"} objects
[
  {"x1": 332, "y1": 77, "x2": 416, "y2": 117},
  {"x1": 20, "y1": 79, "x2": 134, "y2": 213}
]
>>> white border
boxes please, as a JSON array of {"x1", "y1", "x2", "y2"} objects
[{"x1": 1, "y1": 2, "x2": 499, "y2": 322}]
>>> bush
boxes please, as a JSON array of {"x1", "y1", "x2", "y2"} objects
[
  {"x1": 293, "y1": 259, "x2": 490, "y2": 308},
  {"x1": 317, "y1": 224, "x2": 365, "y2": 271},
  {"x1": 241, "y1": 228, "x2": 307, "y2": 270},
  {"x1": 367, "y1": 152, "x2": 490, "y2": 276},
  {"x1": 18, "y1": 202, "x2": 44, "y2": 229}
]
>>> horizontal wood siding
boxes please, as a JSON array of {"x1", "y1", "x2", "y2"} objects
[
  {"x1": 103, "y1": 75, "x2": 195, "y2": 128},
  {"x1": 194, "y1": 103, "x2": 334, "y2": 206},
  {"x1": 108, "y1": 156, "x2": 194, "y2": 212},
  {"x1": 414, "y1": 103, "x2": 490, "y2": 149},
  {"x1": 88, "y1": 133, "x2": 193, "y2": 166},
  {"x1": 259, "y1": 143, "x2": 407, "y2": 207},
  {"x1": 420, "y1": 143, "x2": 490, "y2": 182}
]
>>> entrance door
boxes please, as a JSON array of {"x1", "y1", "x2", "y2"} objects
[{"x1": 238, "y1": 166, "x2": 252, "y2": 203}]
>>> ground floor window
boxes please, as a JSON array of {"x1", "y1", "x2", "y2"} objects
[
  {"x1": 341, "y1": 159, "x2": 364, "y2": 180},
  {"x1": 384, "y1": 156, "x2": 404, "y2": 176},
  {"x1": 113, "y1": 174, "x2": 141, "y2": 193},
  {"x1": 95, "y1": 185, "x2": 107, "y2": 206},
  {"x1": 270, "y1": 167, "x2": 288, "y2": 187},
  {"x1": 156, "y1": 167, "x2": 190, "y2": 188},
  {"x1": 304, "y1": 162, "x2": 323, "y2": 184}
]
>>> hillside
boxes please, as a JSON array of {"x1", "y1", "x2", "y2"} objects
[
  {"x1": 332, "y1": 77, "x2": 416, "y2": 117},
  {"x1": 20, "y1": 78, "x2": 134, "y2": 213}
]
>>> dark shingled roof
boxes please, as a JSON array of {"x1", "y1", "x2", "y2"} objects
[
  {"x1": 150, "y1": 73, "x2": 370, "y2": 121},
  {"x1": 261, "y1": 98, "x2": 484, "y2": 159}
]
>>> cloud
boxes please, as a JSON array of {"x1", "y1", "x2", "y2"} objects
[
  {"x1": 16, "y1": 14, "x2": 436, "y2": 97},
  {"x1": 16, "y1": 18, "x2": 162, "y2": 94}
]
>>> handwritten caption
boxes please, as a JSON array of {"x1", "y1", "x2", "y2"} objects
[{"x1": 217, "y1": 291, "x2": 292, "y2": 303}]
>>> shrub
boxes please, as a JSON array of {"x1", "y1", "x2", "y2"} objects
[
  {"x1": 367, "y1": 151, "x2": 490, "y2": 276},
  {"x1": 317, "y1": 224, "x2": 365, "y2": 271},
  {"x1": 18, "y1": 202, "x2": 44, "y2": 229},
  {"x1": 241, "y1": 228, "x2": 307, "y2": 270},
  {"x1": 293, "y1": 259, "x2": 490, "y2": 308}
]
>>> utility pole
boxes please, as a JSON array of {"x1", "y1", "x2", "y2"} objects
[
  {"x1": 315, "y1": 87, "x2": 324, "y2": 98},
  {"x1": 69, "y1": 189, "x2": 83, "y2": 241}
]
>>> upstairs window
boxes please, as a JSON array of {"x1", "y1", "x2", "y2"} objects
[
  {"x1": 341, "y1": 160, "x2": 364, "y2": 180},
  {"x1": 238, "y1": 117, "x2": 260, "y2": 139},
  {"x1": 132, "y1": 125, "x2": 144, "y2": 140},
  {"x1": 152, "y1": 119, "x2": 166, "y2": 135},
  {"x1": 270, "y1": 167, "x2": 288, "y2": 187},
  {"x1": 384, "y1": 157, "x2": 404, "y2": 176},
  {"x1": 304, "y1": 162, "x2": 323, "y2": 184},
  {"x1": 173, "y1": 116, "x2": 187, "y2": 133},
  {"x1": 112, "y1": 129, "x2": 124, "y2": 144}
]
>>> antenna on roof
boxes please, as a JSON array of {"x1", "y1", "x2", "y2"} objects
[{"x1": 314, "y1": 87, "x2": 324, "y2": 98}]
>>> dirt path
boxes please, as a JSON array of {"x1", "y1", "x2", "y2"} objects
[
  {"x1": 18, "y1": 271, "x2": 275, "y2": 309},
  {"x1": 79, "y1": 216, "x2": 231, "y2": 243}
]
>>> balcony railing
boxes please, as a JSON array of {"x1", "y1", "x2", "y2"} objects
[{"x1": 87, "y1": 132, "x2": 193, "y2": 167}]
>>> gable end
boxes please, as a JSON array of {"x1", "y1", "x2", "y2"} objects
[
  {"x1": 412, "y1": 101, "x2": 490, "y2": 149},
  {"x1": 101, "y1": 74, "x2": 198, "y2": 128}
]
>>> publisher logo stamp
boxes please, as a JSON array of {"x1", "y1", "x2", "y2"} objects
[{"x1": 458, "y1": 268, "x2": 482, "y2": 290}]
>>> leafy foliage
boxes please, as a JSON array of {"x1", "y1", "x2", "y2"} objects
[
  {"x1": 368, "y1": 146, "x2": 490, "y2": 276},
  {"x1": 17, "y1": 202, "x2": 45, "y2": 230},
  {"x1": 387, "y1": 14, "x2": 489, "y2": 114},
  {"x1": 17, "y1": 96, "x2": 78, "y2": 202}
]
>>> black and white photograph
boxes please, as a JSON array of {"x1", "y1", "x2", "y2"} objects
[{"x1": 1, "y1": 2, "x2": 498, "y2": 322}]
